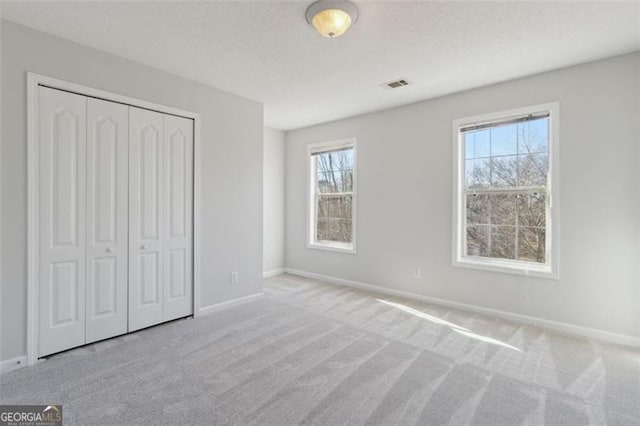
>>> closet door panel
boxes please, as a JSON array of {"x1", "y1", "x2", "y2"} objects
[
  {"x1": 129, "y1": 107, "x2": 164, "y2": 331},
  {"x1": 86, "y1": 98, "x2": 128, "y2": 343},
  {"x1": 38, "y1": 87, "x2": 87, "y2": 357},
  {"x1": 163, "y1": 115, "x2": 193, "y2": 321}
]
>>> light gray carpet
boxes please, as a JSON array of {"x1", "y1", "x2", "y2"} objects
[{"x1": 1, "y1": 273, "x2": 639, "y2": 425}]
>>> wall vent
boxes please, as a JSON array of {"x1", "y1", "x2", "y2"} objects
[{"x1": 383, "y1": 79, "x2": 410, "y2": 89}]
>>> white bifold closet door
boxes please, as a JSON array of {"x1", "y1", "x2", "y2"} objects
[
  {"x1": 38, "y1": 87, "x2": 88, "y2": 356},
  {"x1": 128, "y1": 107, "x2": 193, "y2": 332},
  {"x1": 38, "y1": 87, "x2": 194, "y2": 356},
  {"x1": 85, "y1": 98, "x2": 129, "y2": 343}
]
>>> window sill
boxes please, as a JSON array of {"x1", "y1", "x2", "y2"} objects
[
  {"x1": 307, "y1": 241, "x2": 356, "y2": 254},
  {"x1": 453, "y1": 256, "x2": 558, "y2": 280}
]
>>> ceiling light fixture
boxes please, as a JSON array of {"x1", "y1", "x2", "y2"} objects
[{"x1": 305, "y1": 0, "x2": 358, "y2": 38}]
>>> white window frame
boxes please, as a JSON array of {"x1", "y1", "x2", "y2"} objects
[
  {"x1": 307, "y1": 138, "x2": 357, "y2": 254},
  {"x1": 452, "y1": 102, "x2": 559, "y2": 279}
]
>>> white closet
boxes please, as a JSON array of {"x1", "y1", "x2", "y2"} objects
[{"x1": 37, "y1": 86, "x2": 194, "y2": 357}]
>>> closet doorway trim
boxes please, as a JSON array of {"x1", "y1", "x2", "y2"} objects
[{"x1": 26, "y1": 72, "x2": 203, "y2": 366}]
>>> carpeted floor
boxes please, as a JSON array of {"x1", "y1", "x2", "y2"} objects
[{"x1": 1, "y1": 273, "x2": 639, "y2": 425}]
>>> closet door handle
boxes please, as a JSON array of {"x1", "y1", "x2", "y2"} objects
[
  {"x1": 106, "y1": 247, "x2": 114, "y2": 253},
  {"x1": 141, "y1": 244, "x2": 147, "y2": 250}
]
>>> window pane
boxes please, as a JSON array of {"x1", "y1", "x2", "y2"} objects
[
  {"x1": 475, "y1": 129, "x2": 491, "y2": 158},
  {"x1": 465, "y1": 133, "x2": 474, "y2": 160},
  {"x1": 466, "y1": 194, "x2": 490, "y2": 225},
  {"x1": 518, "y1": 118, "x2": 548, "y2": 154},
  {"x1": 472, "y1": 158, "x2": 491, "y2": 189},
  {"x1": 518, "y1": 227, "x2": 546, "y2": 263},
  {"x1": 465, "y1": 159, "x2": 492, "y2": 189},
  {"x1": 491, "y1": 155, "x2": 518, "y2": 187},
  {"x1": 466, "y1": 224, "x2": 489, "y2": 257},
  {"x1": 465, "y1": 129, "x2": 490, "y2": 159},
  {"x1": 317, "y1": 219, "x2": 352, "y2": 243},
  {"x1": 465, "y1": 159, "x2": 475, "y2": 187},
  {"x1": 517, "y1": 192, "x2": 546, "y2": 228},
  {"x1": 491, "y1": 125, "x2": 517, "y2": 156},
  {"x1": 490, "y1": 194, "x2": 516, "y2": 225},
  {"x1": 490, "y1": 226, "x2": 516, "y2": 259},
  {"x1": 316, "y1": 172, "x2": 334, "y2": 193},
  {"x1": 317, "y1": 169, "x2": 353, "y2": 193},
  {"x1": 518, "y1": 153, "x2": 548, "y2": 187},
  {"x1": 317, "y1": 195, "x2": 352, "y2": 220}
]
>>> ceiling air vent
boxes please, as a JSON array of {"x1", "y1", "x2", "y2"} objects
[{"x1": 383, "y1": 79, "x2": 410, "y2": 89}]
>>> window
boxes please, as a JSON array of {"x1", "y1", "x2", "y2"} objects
[
  {"x1": 308, "y1": 139, "x2": 356, "y2": 253},
  {"x1": 452, "y1": 103, "x2": 559, "y2": 278}
]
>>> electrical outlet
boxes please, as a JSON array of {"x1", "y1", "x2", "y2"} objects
[
  {"x1": 230, "y1": 272, "x2": 239, "y2": 284},
  {"x1": 412, "y1": 268, "x2": 422, "y2": 279}
]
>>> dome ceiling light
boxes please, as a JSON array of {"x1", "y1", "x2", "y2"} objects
[{"x1": 305, "y1": 0, "x2": 359, "y2": 38}]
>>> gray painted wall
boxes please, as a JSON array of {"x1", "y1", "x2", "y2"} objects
[
  {"x1": 286, "y1": 52, "x2": 640, "y2": 340},
  {"x1": 1, "y1": 21, "x2": 264, "y2": 361},
  {"x1": 263, "y1": 127, "x2": 285, "y2": 274}
]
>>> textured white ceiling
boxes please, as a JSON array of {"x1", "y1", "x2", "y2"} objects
[{"x1": 2, "y1": 1, "x2": 639, "y2": 130}]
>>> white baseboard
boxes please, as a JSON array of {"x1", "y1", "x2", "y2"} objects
[
  {"x1": 197, "y1": 292, "x2": 264, "y2": 316},
  {"x1": 284, "y1": 268, "x2": 640, "y2": 348},
  {"x1": 263, "y1": 268, "x2": 285, "y2": 278},
  {"x1": 1, "y1": 355, "x2": 27, "y2": 375}
]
